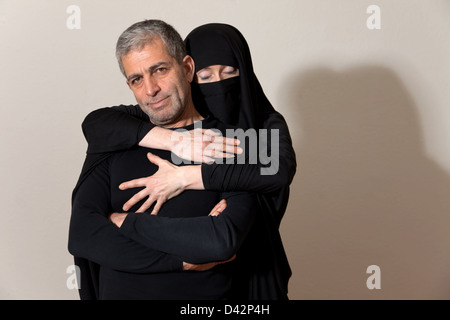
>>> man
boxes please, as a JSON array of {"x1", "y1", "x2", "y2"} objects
[{"x1": 68, "y1": 19, "x2": 256, "y2": 300}]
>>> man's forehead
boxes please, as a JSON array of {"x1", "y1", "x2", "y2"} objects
[
  {"x1": 122, "y1": 39, "x2": 174, "y2": 74},
  {"x1": 128, "y1": 37, "x2": 169, "y2": 59}
]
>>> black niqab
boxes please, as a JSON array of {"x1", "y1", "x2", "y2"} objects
[{"x1": 185, "y1": 23, "x2": 275, "y2": 130}]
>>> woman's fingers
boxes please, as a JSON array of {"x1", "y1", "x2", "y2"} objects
[
  {"x1": 150, "y1": 199, "x2": 165, "y2": 215},
  {"x1": 122, "y1": 188, "x2": 150, "y2": 211},
  {"x1": 146, "y1": 152, "x2": 169, "y2": 167},
  {"x1": 172, "y1": 128, "x2": 242, "y2": 163},
  {"x1": 119, "y1": 177, "x2": 147, "y2": 191},
  {"x1": 136, "y1": 196, "x2": 157, "y2": 213}
]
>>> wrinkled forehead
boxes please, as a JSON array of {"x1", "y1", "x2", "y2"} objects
[{"x1": 185, "y1": 26, "x2": 241, "y2": 72}]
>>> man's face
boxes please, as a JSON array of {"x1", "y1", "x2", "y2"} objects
[{"x1": 122, "y1": 38, "x2": 195, "y2": 127}]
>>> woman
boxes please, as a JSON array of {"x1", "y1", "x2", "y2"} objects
[{"x1": 77, "y1": 23, "x2": 296, "y2": 299}]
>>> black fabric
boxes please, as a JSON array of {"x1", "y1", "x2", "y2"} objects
[
  {"x1": 83, "y1": 104, "x2": 154, "y2": 154},
  {"x1": 72, "y1": 23, "x2": 297, "y2": 300},
  {"x1": 185, "y1": 23, "x2": 272, "y2": 129},
  {"x1": 72, "y1": 105, "x2": 154, "y2": 201},
  {"x1": 186, "y1": 23, "x2": 295, "y2": 299},
  {"x1": 69, "y1": 118, "x2": 257, "y2": 300},
  {"x1": 192, "y1": 76, "x2": 241, "y2": 126}
]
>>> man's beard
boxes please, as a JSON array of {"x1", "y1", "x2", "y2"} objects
[{"x1": 140, "y1": 97, "x2": 185, "y2": 127}]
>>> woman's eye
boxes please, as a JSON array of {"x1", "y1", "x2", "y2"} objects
[
  {"x1": 197, "y1": 71, "x2": 212, "y2": 80},
  {"x1": 223, "y1": 67, "x2": 238, "y2": 75}
]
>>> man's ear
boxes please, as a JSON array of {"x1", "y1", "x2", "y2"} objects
[{"x1": 182, "y1": 55, "x2": 195, "y2": 83}]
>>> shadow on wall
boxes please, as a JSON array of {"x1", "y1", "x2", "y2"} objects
[{"x1": 281, "y1": 66, "x2": 450, "y2": 299}]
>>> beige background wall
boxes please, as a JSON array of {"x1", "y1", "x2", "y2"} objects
[{"x1": 1, "y1": 0, "x2": 449, "y2": 299}]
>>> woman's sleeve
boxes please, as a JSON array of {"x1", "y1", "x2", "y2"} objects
[
  {"x1": 118, "y1": 191, "x2": 257, "y2": 264},
  {"x1": 201, "y1": 111, "x2": 297, "y2": 193},
  {"x1": 82, "y1": 105, "x2": 155, "y2": 154},
  {"x1": 68, "y1": 157, "x2": 182, "y2": 273}
]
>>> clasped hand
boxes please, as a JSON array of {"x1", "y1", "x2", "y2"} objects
[{"x1": 171, "y1": 128, "x2": 242, "y2": 163}]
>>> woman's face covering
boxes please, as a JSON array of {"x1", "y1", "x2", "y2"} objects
[
  {"x1": 195, "y1": 65, "x2": 239, "y2": 83},
  {"x1": 186, "y1": 23, "x2": 265, "y2": 127},
  {"x1": 192, "y1": 64, "x2": 241, "y2": 125},
  {"x1": 193, "y1": 64, "x2": 241, "y2": 124}
]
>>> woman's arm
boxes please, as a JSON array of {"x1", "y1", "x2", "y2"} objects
[
  {"x1": 82, "y1": 105, "x2": 154, "y2": 153},
  {"x1": 82, "y1": 105, "x2": 240, "y2": 162},
  {"x1": 119, "y1": 111, "x2": 296, "y2": 212},
  {"x1": 202, "y1": 110, "x2": 297, "y2": 192}
]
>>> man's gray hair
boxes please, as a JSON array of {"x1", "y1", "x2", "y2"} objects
[{"x1": 116, "y1": 19, "x2": 187, "y2": 77}]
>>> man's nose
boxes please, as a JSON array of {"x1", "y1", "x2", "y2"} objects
[{"x1": 144, "y1": 76, "x2": 160, "y2": 97}]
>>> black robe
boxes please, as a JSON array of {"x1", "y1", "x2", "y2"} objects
[{"x1": 71, "y1": 23, "x2": 296, "y2": 300}]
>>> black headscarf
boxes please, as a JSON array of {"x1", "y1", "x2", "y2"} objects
[
  {"x1": 185, "y1": 24, "x2": 292, "y2": 300},
  {"x1": 185, "y1": 23, "x2": 275, "y2": 130}
]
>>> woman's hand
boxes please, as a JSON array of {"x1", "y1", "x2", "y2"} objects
[
  {"x1": 119, "y1": 152, "x2": 188, "y2": 215},
  {"x1": 171, "y1": 128, "x2": 242, "y2": 163}
]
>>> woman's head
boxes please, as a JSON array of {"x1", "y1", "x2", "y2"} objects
[
  {"x1": 185, "y1": 23, "x2": 272, "y2": 128},
  {"x1": 185, "y1": 24, "x2": 244, "y2": 74}
]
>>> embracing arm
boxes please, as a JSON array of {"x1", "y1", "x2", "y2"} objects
[
  {"x1": 202, "y1": 111, "x2": 297, "y2": 193},
  {"x1": 82, "y1": 105, "x2": 155, "y2": 154},
  {"x1": 116, "y1": 191, "x2": 257, "y2": 264},
  {"x1": 119, "y1": 112, "x2": 296, "y2": 212},
  {"x1": 82, "y1": 105, "x2": 240, "y2": 162},
  {"x1": 68, "y1": 158, "x2": 182, "y2": 273}
]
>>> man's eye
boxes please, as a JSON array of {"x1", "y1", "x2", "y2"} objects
[
  {"x1": 155, "y1": 67, "x2": 168, "y2": 74},
  {"x1": 130, "y1": 77, "x2": 142, "y2": 86}
]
